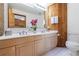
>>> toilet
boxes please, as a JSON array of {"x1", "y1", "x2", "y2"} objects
[{"x1": 66, "y1": 34, "x2": 79, "y2": 56}]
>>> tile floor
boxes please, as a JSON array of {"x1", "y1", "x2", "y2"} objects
[{"x1": 44, "y1": 47, "x2": 71, "y2": 56}]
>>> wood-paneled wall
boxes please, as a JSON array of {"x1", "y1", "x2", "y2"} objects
[
  {"x1": 8, "y1": 8, "x2": 15, "y2": 28},
  {"x1": 0, "y1": 3, "x2": 4, "y2": 36},
  {"x1": 57, "y1": 3, "x2": 67, "y2": 47},
  {"x1": 45, "y1": 3, "x2": 67, "y2": 47}
]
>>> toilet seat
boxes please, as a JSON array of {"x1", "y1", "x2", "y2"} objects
[
  {"x1": 66, "y1": 41, "x2": 79, "y2": 50},
  {"x1": 66, "y1": 41, "x2": 79, "y2": 55}
]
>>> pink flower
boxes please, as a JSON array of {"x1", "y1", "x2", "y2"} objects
[{"x1": 31, "y1": 19, "x2": 37, "y2": 25}]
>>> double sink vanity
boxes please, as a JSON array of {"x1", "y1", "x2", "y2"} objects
[
  {"x1": 0, "y1": 31, "x2": 58, "y2": 56},
  {"x1": 0, "y1": 3, "x2": 58, "y2": 56}
]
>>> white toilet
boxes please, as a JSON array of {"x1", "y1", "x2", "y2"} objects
[{"x1": 66, "y1": 34, "x2": 79, "y2": 56}]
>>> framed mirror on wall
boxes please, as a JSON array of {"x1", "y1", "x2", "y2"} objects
[{"x1": 8, "y1": 8, "x2": 26, "y2": 28}]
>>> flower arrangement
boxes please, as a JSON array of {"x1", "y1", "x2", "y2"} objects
[{"x1": 31, "y1": 19, "x2": 38, "y2": 31}]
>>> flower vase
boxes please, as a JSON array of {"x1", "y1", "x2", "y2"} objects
[{"x1": 32, "y1": 25, "x2": 37, "y2": 32}]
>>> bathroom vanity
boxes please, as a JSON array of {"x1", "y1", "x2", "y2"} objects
[
  {"x1": 0, "y1": 31, "x2": 57, "y2": 56},
  {"x1": 0, "y1": 3, "x2": 58, "y2": 56}
]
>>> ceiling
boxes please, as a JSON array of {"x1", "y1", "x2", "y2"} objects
[
  {"x1": 8, "y1": 3, "x2": 51, "y2": 15},
  {"x1": 23, "y1": 3, "x2": 49, "y2": 9},
  {"x1": 36, "y1": 3, "x2": 51, "y2": 8}
]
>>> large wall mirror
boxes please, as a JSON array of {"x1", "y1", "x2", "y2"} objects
[{"x1": 8, "y1": 3, "x2": 46, "y2": 28}]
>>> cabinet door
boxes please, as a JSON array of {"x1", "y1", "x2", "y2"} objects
[
  {"x1": 0, "y1": 46, "x2": 15, "y2": 56},
  {"x1": 47, "y1": 4, "x2": 59, "y2": 30},
  {"x1": 35, "y1": 39, "x2": 45, "y2": 56},
  {"x1": 0, "y1": 3, "x2": 4, "y2": 36},
  {"x1": 45, "y1": 38, "x2": 51, "y2": 52},
  {"x1": 16, "y1": 42, "x2": 34, "y2": 56},
  {"x1": 44, "y1": 34, "x2": 57, "y2": 52},
  {"x1": 50, "y1": 36, "x2": 57, "y2": 49}
]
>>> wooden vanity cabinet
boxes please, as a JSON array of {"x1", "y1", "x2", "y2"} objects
[
  {"x1": 34, "y1": 34, "x2": 57, "y2": 56},
  {"x1": 15, "y1": 34, "x2": 57, "y2": 56},
  {"x1": 15, "y1": 36, "x2": 35, "y2": 56},
  {"x1": 0, "y1": 46, "x2": 15, "y2": 56},
  {"x1": 0, "y1": 33, "x2": 57, "y2": 56}
]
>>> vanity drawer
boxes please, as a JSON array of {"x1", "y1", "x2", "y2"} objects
[
  {"x1": 0, "y1": 37, "x2": 28, "y2": 49},
  {"x1": 43, "y1": 33, "x2": 57, "y2": 38},
  {"x1": 28, "y1": 35, "x2": 42, "y2": 41}
]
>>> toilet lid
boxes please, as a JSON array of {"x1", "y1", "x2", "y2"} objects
[{"x1": 66, "y1": 41, "x2": 79, "y2": 50}]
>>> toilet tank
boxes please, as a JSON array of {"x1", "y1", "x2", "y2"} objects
[{"x1": 67, "y1": 33, "x2": 79, "y2": 42}]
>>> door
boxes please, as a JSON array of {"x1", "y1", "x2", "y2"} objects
[
  {"x1": 45, "y1": 37, "x2": 51, "y2": 52},
  {"x1": 16, "y1": 42, "x2": 34, "y2": 56},
  {"x1": 57, "y1": 3, "x2": 67, "y2": 47},
  {"x1": 0, "y1": 46, "x2": 15, "y2": 56},
  {"x1": 35, "y1": 39, "x2": 45, "y2": 56},
  {"x1": 50, "y1": 36, "x2": 57, "y2": 49}
]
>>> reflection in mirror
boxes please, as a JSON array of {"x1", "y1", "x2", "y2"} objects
[
  {"x1": 8, "y1": 3, "x2": 47, "y2": 29},
  {"x1": 14, "y1": 13, "x2": 26, "y2": 28},
  {"x1": 8, "y1": 7, "x2": 26, "y2": 28}
]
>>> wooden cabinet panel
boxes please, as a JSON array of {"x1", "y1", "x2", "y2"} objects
[
  {"x1": 29, "y1": 35, "x2": 42, "y2": 41},
  {"x1": 46, "y1": 4, "x2": 58, "y2": 30},
  {"x1": 0, "y1": 37, "x2": 28, "y2": 49},
  {"x1": 50, "y1": 36, "x2": 57, "y2": 49},
  {"x1": 16, "y1": 42, "x2": 34, "y2": 56},
  {"x1": 44, "y1": 35, "x2": 51, "y2": 51},
  {"x1": 35, "y1": 39, "x2": 45, "y2": 56},
  {"x1": 44, "y1": 34, "x2": 57, "y2": 52},
  {"x1": 8, "y1": 8, "x2": 15, "y2": 27},
  {"x1": 0, "y1": 3, "x2": 4, "y2": 36},
  {"x1": 0, "y1": 46, "x2": 15, "y2": 56},
  {"x1": 45, "y1": 38, "x2": 51, "y2": 52},
  {"x1": 57, "y1": 3, "x2": 67, "y2": 47}
]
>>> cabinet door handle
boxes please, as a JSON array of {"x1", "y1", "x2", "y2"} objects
[{"x1": 57, "y1": 33, "x2": 60, "y2": 36}]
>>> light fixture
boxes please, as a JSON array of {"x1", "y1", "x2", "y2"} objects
[
  {"x1": 33, "y1": 4, "x2": 46, "y2": 11},
  {"x1": 23, "y1": 3, "x2": 47, "y2": 11}
]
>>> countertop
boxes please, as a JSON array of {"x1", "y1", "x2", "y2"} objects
[{"x1": 0, "y1": 30, "x2": 58, "y2": 40}]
